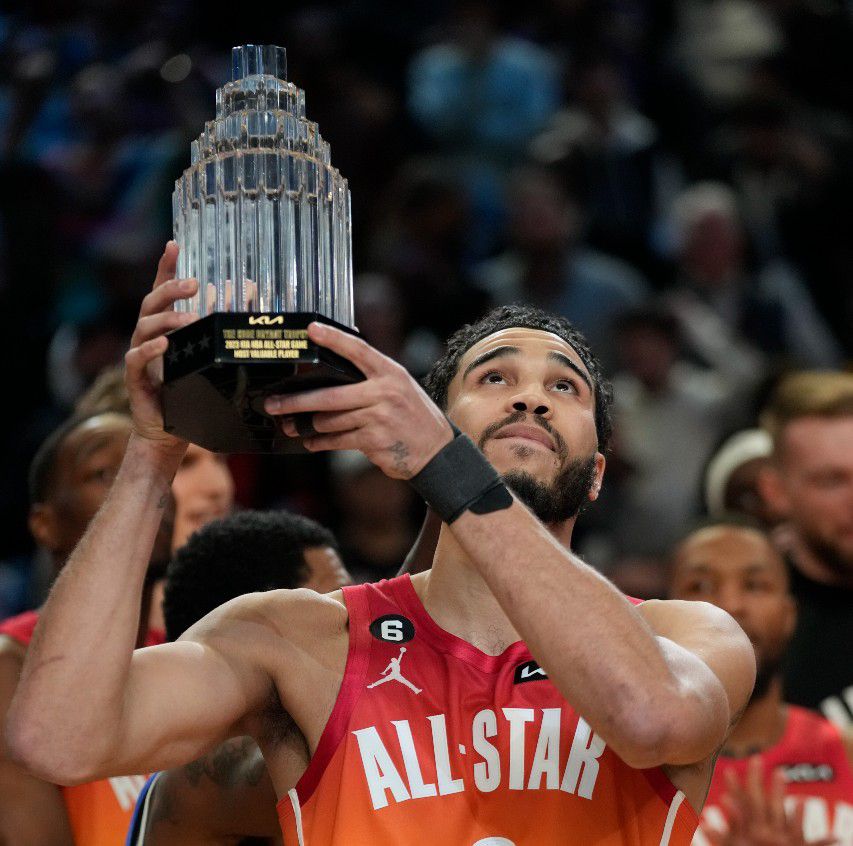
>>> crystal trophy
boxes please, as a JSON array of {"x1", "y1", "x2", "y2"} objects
[{"x1": 162, "y1": 45, "x2": 361, "y2": 453}]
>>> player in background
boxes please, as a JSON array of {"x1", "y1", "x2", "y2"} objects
[
  {"x1": 0, "y1": 411, "x2": 172, "y2": 845},
  {"x1": 757, "y1": 372, "x2": 853, "y2": 729},
  {"x1": 670, "y1": 520, "x2": 853, "y2": 846},
  {"x1": 129, "y1": 509, "x2": 350, "y2": 846}
]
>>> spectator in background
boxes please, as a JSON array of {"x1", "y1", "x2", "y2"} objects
[
  {"x1": 531, "y1": 57, "x2": 661, "y2": 270},
  {"x1": 407, "y1": 0, "x2": 560, "y2": 253},
  {"x1": 408, "y1": 1, "x2": 559, "y2": 165},
  {"x1": 131, "y1": 509, "x2": 350, "y2": 845},
  {"x1": 665, "y1": 182, "x2": 842, "y2": 371},
  {"x1": 370, "y1": 163, "x2": 487, "y2": 342},
  {"x1": 703, "y1": 428, "x2": 780, "y2": 527},
  {"x1": 0, "y1": 412, "x2": 172, "y2": 845},
  {"x1": 608, "y1": 307, "x2": 740, "y2": 557},
  {"x1": 473, "y1": 167, "x2": 648, "y2": 370},
  {"x1": 671, "y1": 519, "x2": 853, "y2": 846},
  {"x1": 353, "y1": 272, "x2": 441, "y2": 378},
  {"x1": 758, "y1": 372, "x2": 853, "y2": 729},
  {"x1": 328, "y1": 450, "x2": 419, "y2": 584}
]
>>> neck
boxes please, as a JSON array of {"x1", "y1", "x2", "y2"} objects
[
  {"x1": 787, "y1": 530, "x2": 853, "y2": 588},
  {"x1": 420, "y1": 515, "x2": 575, "y2": 655},
  {"x1": 722, "y1": 676, "x2": 787, "y2": 758}
]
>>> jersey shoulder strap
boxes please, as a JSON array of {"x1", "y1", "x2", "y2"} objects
[{"x1": 125, "y1": 772, "x2": 161, "y2": 846}]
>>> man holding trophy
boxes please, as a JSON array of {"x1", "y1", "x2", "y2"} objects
[{"x1": 7, "y1": 46, "x2": 754, "y2": 845}]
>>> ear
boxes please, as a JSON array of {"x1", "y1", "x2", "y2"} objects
[
  {"x1": 588, "y1": 452, "x2": 607, "y2": 501},
  {"x1": 28, "y1": 503, "x2": 60, "y2": 552},
  {"x1": 757, "y1": 464, "x2": 792, "y2": 519}
]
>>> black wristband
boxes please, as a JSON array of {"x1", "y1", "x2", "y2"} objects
[{"x1": 409, "y1": 423, "x2": 512, "y2": 524}]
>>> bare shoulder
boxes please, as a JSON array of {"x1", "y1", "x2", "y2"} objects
[
  {"x1": 638, "y1": 598, "x2": 756, "y2": 719},
  {"x1": 183, "y1": 587, "x2": 348, "y2": 648},
  {"x1": 637, "y1": 597, "x2": 747, "y2": 641}
]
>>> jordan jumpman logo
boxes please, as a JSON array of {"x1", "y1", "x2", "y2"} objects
[{"x1": 367, "y1": 647, "x2": 421, "y2": 694}]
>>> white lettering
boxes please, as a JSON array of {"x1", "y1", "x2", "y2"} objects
[
  {"x1": 528, "y1": 708, "x2": 561, "y2": 790},
  {"x1": 802, "y1": 797, "x2": 832, "y2": 840},
  {"x1": 353, "y1": 726, "x2": 411, "y2": 810},
  {"x1": 560, "y1": 718, "x2": 605, "y2": 799},
  {"x1": 381, "y1": 620, "x2": 404, "y2": 641},
  {"x1": 391, "y1": 720, "x2": 437, "y2": 799},
  {"x1": 428, "y1": 714, "x2": 464, "y2": 795},
  {"x1": 502, "y1": 708, "x2": 535, "y2": 790},
  {"x1": 472, "y1": 709, "x2": 501, "y2": 792},
  {"x1": 834, "y1": 802, "x2": 853, "y2": 842},
  {"x1": 108, "y1": 775, "x2": 147, "y2": 811}
]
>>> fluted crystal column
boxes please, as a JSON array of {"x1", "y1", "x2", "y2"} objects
[{"x1": 172, "y1": 45, "x2": 354, "y2": 327}]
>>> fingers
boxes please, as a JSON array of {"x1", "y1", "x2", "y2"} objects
[
  {"x1": 153, "y1": 242, "x2": 179, "y2": 289},
  {"x1": 131, "y1": 311, "x2": 197, "y2": 348},
  {"x1": 140, "y1": 278, "x2": 198, "y2": 321},
  {"x1": 769, "y1": 767, "x2": 787, "y2": 832},
  {"x1": 302, "y1": 430, "x2": 362, "y2": 453},
  {"x1": 746, "y1": 757, "x2": 768, "y2": 826},
  {"x1": 307, "y1": 321, "x2": 388, "y2": 378},
  {"x1": 265, "y1": 380, "x2": 376, "y2": 416},
  {"x1": 125, "y1": 336, "x2": 168, "y2": 385}
]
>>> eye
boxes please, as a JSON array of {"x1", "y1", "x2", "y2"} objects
[
  {"x1": 681, "y1": 579, "x2": 713, "y2": 597},
  {"x1": 481, "y1": 371, "x2": 506, "y2": 385},
  {"x1": 552, "y1": 379, "x2": 577, "y2": 394}
]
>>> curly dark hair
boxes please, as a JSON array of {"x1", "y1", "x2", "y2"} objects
[
  {"x1": 163, "y1": 509, "x2": 339, "y2": 641},
  {"x1": 423, "y1": 304, "x2": 613, "y2": 451}
]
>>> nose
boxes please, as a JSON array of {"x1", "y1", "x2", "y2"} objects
[
  {"x1": 509, "y1": 392, "x2": 551, "y2": 418},
  {"x1": 716, "y1": 584, "x2": 747, "y2": 620}
]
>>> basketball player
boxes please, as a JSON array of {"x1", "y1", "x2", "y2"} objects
[
  {"x1": 670, "y1": 520, "x2": 853, "y2": 845},
  {"x1": 8, "y1": 244, "x2": 755, "y2": 845},
  {"x1": 757, "y1": 372, "x2": 853, "y2": 729},
  {"x1": 130, "y1": 509, "x2": 349, "y2": 846},
  {"x1": 0, "y1": 411, "x2": 171, "y2": 845}
]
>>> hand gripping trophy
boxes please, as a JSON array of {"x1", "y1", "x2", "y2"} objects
[{"x1": 162, "y1": 45, "x2": 361, "y2": 452}]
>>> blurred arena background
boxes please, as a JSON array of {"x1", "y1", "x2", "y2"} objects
[{"x1": 0, "y1": 0, "x2": 851, "y2": 614}]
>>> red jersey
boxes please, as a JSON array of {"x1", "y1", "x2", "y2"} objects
[
  {"x1": 0, "y1": 610, "x2": 163, "y2": 846},
  {"x1": 277, "y1": 575, "x2": 699, "y2": 845},
  {"x1": 694, "y1": 706, "x2": 853, "y2": 845}
]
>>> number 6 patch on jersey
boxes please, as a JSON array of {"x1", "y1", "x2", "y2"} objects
[{"x1": 369, "y1": 614, "x2": 415, "y2": 643}]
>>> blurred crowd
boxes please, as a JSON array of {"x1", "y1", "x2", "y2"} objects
[
  {"x1": 0, "y1": 2, "x2": 852, "y2": 842},
  {"x1": 2, "y1": 0, "x2": 851, "y2": 608}
]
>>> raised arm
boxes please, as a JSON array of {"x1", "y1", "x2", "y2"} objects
[
  {"x1": 443, "y1": 507, "x2": 755, "y2": 768},
  {"x1": 263, "y1": 323, "x2": 756, "y2": 770},
  {"x1": 5, "y1": 246, "x2": 272, "y2": 784}
]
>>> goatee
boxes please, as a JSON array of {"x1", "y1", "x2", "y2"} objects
[{"x1": 503, "y1": 455, "x2": 597, "y2": 524}]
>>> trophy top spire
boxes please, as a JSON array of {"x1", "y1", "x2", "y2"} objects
[{"x1": 231, "y1": 45, "x2": 287, "y2": 82}]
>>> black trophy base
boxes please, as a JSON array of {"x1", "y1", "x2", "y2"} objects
[{"x1": 162, "y1": 312, "x2": 363, "y2": 453}]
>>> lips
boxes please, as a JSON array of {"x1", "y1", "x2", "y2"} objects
[{"x1": 493, "y1": 423, "x2": 555, "y2": 452}]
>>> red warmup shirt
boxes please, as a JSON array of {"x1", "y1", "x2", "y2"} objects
[
  {"x1": 0, "y1": 610, "x2": 164, "y2": 846},
  {"x1": 277, "y1": 575, "x2": 699, "y2": 845},
  {"x1": 694, "y1": 705, "x2": 853, "y2": 845}
]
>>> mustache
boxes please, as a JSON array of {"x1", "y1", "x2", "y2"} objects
[{"x1": 478, "y1": 410, "x2": 569, "y2": 463}]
